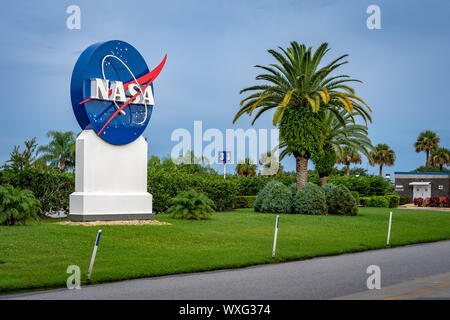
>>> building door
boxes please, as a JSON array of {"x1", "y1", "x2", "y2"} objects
[{"x1": 413, "y1": 185, "x2": 431, "y2": 199}]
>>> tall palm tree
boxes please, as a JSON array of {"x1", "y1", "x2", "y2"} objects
[
  {"x1": 235, "y1": 158, "x2": 257, "y2": 176},
  {"x1": 280, "y1": 109, "x2": 373, "y2": 184},
  {"x1": 336, "y1": 147, "x2": 363, "y2": 177},
  {"x1": 430, "y1": 147, "x2": 450, "y2": 171},
  {"x1": 370, "y1": 143, "x2": 395, "y2": 176},
  {"x1": 233, "y1": 42, "x2": 371, "y2": 191},
  {"x1": 37, "y1": 131, "x2": 75, "y2": 172},
  {"x1": 414, "y1": 130, "x2": 440, "y2": 167}
]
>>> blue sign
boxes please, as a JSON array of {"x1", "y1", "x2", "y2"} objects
[
  {"x1": 70, "y1": 40, "x2": 166, "y2": 145},
  {"x1": 218, "y1": 151, "x2": 231, "y2": 164}
]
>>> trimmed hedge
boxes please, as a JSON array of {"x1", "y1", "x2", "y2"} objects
[
  {"x1": 148, "y1": 167, "x2": 238, "y2": 213},
  {"x1": 385, "y1": 195, "x2": 400, "y2": 208},
  {"x1": 235, "y1": 196, "x2": 257, "y2": 209},
  {"x1": 293, "y1": 183, "x2": 327, "y2": 215},
  {"x1": 0, "y1": 169, "x2": 74, "y2": 215},
  {"x1": 260, "y1": 182, "x2": 292, "y2": 213},
  {"x1": 322, "y1": 184, "x2": 357, "y2": 216}
]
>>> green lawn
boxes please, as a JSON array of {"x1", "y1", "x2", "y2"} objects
[{"x1": 1, "y1": 207, "x2": 450, "y2": 294}]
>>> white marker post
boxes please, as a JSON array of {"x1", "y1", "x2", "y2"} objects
[
  {"x1": 87, "y1": 229, "x2": 102, "y2": 280},
  {"x1": 272, "y1": 215, "x2": 280, "y2": 258},
  {"x1": 386, "y1": 212, "x2": 393, "y2": 246}
]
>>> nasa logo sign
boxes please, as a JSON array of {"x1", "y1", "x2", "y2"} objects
[{"x1": 71, "y1": 40, "x2": 166, "y2": 145}]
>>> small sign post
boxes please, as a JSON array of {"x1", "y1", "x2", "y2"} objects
[
  {"x1": 218, "y1": 151, "x2": 231, "y2": 179},
  {"x1": 386, "y1": 212, "x2": 393, "y2": 246},
  {"x1": 272, "y1": 215, "x2": 280, "y2": 258},
  {"x1": 87, "y1": 229, "x2": 102, "y2": 280}
]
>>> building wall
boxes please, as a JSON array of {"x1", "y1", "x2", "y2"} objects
[{"x1": 394, "y1": 173, "x2": 450, "y2": 201}]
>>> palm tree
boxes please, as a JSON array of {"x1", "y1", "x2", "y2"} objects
[
  {"x1": 336, "y1": 147, "x2": 363, "y2": 177},
  {"x1": 280, "y1": 109, "x2": 373, "y2": 184},
  {"x1": 235, "y1": 158, "x2": 257, "y2": 176},
  {"x1": 414, "y1": 130, "x2": 440, "y2": 167},
  {"x1": 370, "y1": 143, "x2": 395, "y2": 176},
  {"x1": 430, "y1": 147, "x2": 450, "y2": 171},
  {"x1": 233, "y1": 42, "x2": 371, "y2": 191},
  {"x1": 37, "y1": 131, "x2": 76, "y2": 172}
]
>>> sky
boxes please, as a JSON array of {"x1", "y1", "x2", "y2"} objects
[{"x1": 0, "y1": 0, "x2": 449, "y2": 176}]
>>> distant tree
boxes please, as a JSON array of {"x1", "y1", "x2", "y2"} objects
[
  {"x1": 414, "y1": 130, "x2": 440, "y2": 167},
  {"x1": 336, "y1": 146, "x2": 362, "y2": 177},
  {"x1": 3, "y1": 138, "x2": 38, "y2": 171},
  {"x1": 430, "y1": 147, "x2": 450, "y2": 171},
  {"x1": 37, "y1": 131, "x2": 75, "y2": 173},
  {"x1": 413, "y1": 165, "x2": 450, "y2": 173},
  {"x1": 236, "y1": 158, "x2": 257, "y2": 176},
  {"x1": 370, "y1": 143, "x2": 395, "y2": 176}
]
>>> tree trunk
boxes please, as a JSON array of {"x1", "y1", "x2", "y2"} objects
[
  {"x1": 295, "y1": 155, "x2": 308, "y2": 192},
  {"x1": 440, "y1": 164, "x2": 443, "y2": 171},
  {"x1": 60, "y1": 156, "x2": 65, "y2": 173},
  {"x1": 346, "y1": 162, "x2": 350, "y2": 177},
  {"x1": 379, "y1": 164, "x2": 383, "y2": 177},
  {"x1": 319, "y1": 175, "x2": 328, "y2": 187},
  {"x1": 426, "y1": 150, "x2": 429, "y2": 167}
]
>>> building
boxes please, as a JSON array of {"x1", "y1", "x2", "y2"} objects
[{"x1": 394, "y1": 172, "x2": 450, "y2": 202}]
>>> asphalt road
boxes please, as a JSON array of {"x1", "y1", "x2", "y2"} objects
[{"x1": 3, "y1": 240, "x2": 450, "y2": 300}]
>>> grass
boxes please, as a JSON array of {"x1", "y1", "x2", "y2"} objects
[{"x1": 1, "y1": 207, "x2": 450, "y2": 294}]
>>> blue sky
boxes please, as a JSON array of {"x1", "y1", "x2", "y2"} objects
[{"x1": 0, "y1": 0, "x2": 449, "y2": 175}]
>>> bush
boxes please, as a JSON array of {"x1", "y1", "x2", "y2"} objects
[
  {"x1": 0, "y1": 169, "x2": 74, "y2": 215},
  {"x1": 327, "y1": 175, "x2": 393, "y2": 196},
  {"x1": 322, "y1": 184, "x2": 357, "y2": 216},
  {"x1": 167, "y1": 190, "x2": 214, "y2": 220},
  {"x1": 428, "y1": 196, "x2": 442, "y2": 207},
  {"x1": 414, "y1": 197, "x2": 424, "y2": 207},
  {"x1": 360, "y1": 197, "x2": 371, "y2": 207},
  {"x1": 385, "y1": 195, "x2": 400, "y2": 208},
  {"x1": 443, "y1": 197, "x2": 450, "y2": 208},
  {"x1": 259, "y1": 182, "x2": 292, "y2": 213},
  {"x1": 288, "y1": 182, "x2": 297, "y2": 195},
  {"x1": 0, "y1": 185, "x2": 41, "y2": 225},
  {"x1": 254, "y1": 181, "x2": 277, "y2": 212},
  {"x1": 293, "y1": 182, "x2": 327, "y2": 215},
  {"x1": 148, "y1": 166, "x2": 238, "y2": 213},
  {"x1": 370, "y1": 196, "x2": 390, "y2": 208},
  {"x1": 235, "y1": 196, "x2": 257, "y2": 208},
  {"x1": 351, "y1": 191, "x2": 360, "y2": 206},
  {"x1": 399, "y1": 196, "x2": 409, "y2": 205}
]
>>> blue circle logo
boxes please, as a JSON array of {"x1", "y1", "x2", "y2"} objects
[{"x1": 70, "y1": 40, "x2": 166, "y2": 145}]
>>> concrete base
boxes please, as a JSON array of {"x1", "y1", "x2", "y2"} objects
[{"x1": 69, "y1": 130, "x2": 153, "y2": 221}]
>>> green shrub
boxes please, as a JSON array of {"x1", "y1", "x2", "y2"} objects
[
  {"x1": 254, "y1": 181, "x2": 278, "y2": 212},
  {"x1": 288, "y1": 182, "x2": 297, "y2": 195},
  {"x1": 360, "y1": 197, "x2": 371, "y2": 207},
  {"x1": 293, "y1": 182, "x2": 327, "y2": 215},
  {"x1": 327, "y1": 175, "x2": 393, "y2": 196},
  {"x1": 385, "y1": 195, "x2": 400, "y2": 208},
  {"x1": 0, "y1": 185, "x2": 41, "y2": 225},
  {"x1": 351, "y1": 191, "x2": 360, "y2": 206},
  {"x1": 399, "y1": 196, "x2": 409, "y2": 205},
  {"x1": 235, "y1": 196, "x2": 257, "y2": 208},
  {"x1": 0, "y1": 169, "x2": 74, "y2": 215},
  {"x1": 370, "y1": 196, "x2": 390, "y2": 208},
  {"x1": 322, "y1": 184, "x2": 357, "y2": 216},
  {"x1": 167, "y1": 190, "x2": 214, "y2": 220},
  {"x1": 260, "y1": 182, "x2": 292, "y2": 213},
  {"x1": 147, "y1": 166, "x2": 238, "y2": 213}
]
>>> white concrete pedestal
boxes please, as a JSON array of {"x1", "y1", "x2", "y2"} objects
[{"x1": 69, "y1": 130, "x2": 153, "y2": 221}]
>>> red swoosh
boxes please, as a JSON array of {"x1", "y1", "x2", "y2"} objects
[{"x1": 97, "y1": 54, "x2": 167, "y2": 136}]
